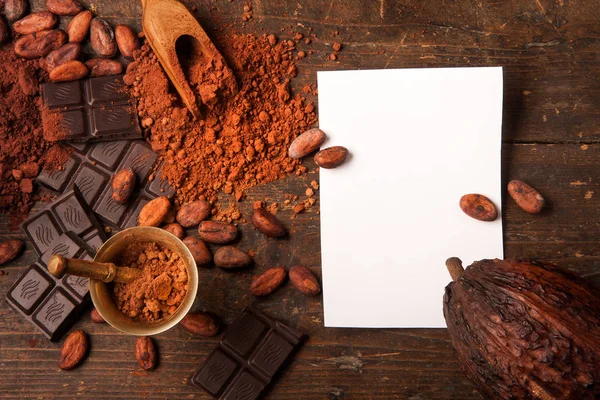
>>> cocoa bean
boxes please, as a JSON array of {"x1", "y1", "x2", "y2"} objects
[
  {"x1": 288, "y1": 128, "x2": 326, "y2": 159},
  {"x1": 289, "y1": 265, "x2": 321, "y2": 296},
  {"x1": 49, "y1": 59, "x2": 88, "y2": 82},
  {"x1": 115, "y1": 24, "x2": 140, "y2": 58},
  {"x1": 507, "y1": 180, "x2": 545, "y2": 214},
  {"x1": 197, "y1": 221, "x2": 238, "y2": 244},
  {"x1": 459, "y1": 194, "x2": 498, "y2": 222},
  {"x1": 111, "y1": 168, "x2": 135, "y2": 204},
  {"x1": 251, "y1": 207, "x2": 286, "y2": 238},
  {"x1": 0, "y1": 17, "x2": 10, "y2": 44},
  {"x1": 134, "y1": 336, "x2": 157, "y2": 370},
  {"x1": 86, "y1": 58, "x2": 123, "y2": 77},
  {"x1": 179, "y1": 312, "x2": 219, "y2": 336},
  {"x1": 314, "y1": 146, "x2": 349, "y2": 169},
  {"x1": 176, "y1": 200, "x2": 211, "y2": 228},
  {"x1": 90, "y1": 18, "x2": 117, "y2": 58},
  {"x1": 250, "y1": 267, "x2": 286, "y2": 296},
  {"x1": 90, "y1": 308, "x2": 105, "y2": 323},
  {"x1": 4, "y1": 0, "x2": 27, "y2": 22},
  {"x1": 66, "y1": 10, "x2": 92, "y2": 43},
  {"x1": 213, "y1": 246, "x2": 252, "y2": 269},
  {"x1": 14, "y1": 29, "x2": 67, "y2": 59},
  {"x1": 58, "y1": 330, "x2": 88, "y2": 370},
  {"x1": 162, "y1": 222, "x2": 184, "y2": 239},
  {"x1": 0, "y1": 239, "x2": 24, "y2": 265},
  {"x1": 138, "y1": 196, "x2": 171, "y2": 226},
  {"x1": 45, "y1": 0, "x2": 83, "y2": 16},
  {"x1": 13, "y1": 11, "x2": 57, "y2": 35},
  {"x1": 182, "y1": 236, "x2": 212, "y2": 266},
  {"x1": 43, "y1": 42, "x2": 82, "y2": 72},
  {"x1": 18, "y1": 65, "x2": 38, "y2": 96}
]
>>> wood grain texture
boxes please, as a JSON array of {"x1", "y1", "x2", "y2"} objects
[{"x1": 1, "y1": 0, "x2": 600, "y2": 399}]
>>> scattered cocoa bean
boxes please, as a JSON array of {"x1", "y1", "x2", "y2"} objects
[
  {"x1": 213, "y1": 246, "x2": 252, "y2": 269},
  {"x1": 197, "y1": 221, "x2": 238, "y2": 244},
  {"x1": 134, "y1": 336, "x2": 157, "y2": 370},
  {"x1": 4, "y1": 0, "x2": 27, "y2": 22},
  {"x1": 14, "y1": 29, "x2": 67, "y2": 59},
  {"x1": 66, "y1": 10, "x2": 92, "y2": 43},
  {"x1": 45, "y1": 0, "x2": 83, "y2": 16},
  {"x1": 162, "y1": 222, "x2": 184, "y2": 239},
  {"x1": 179, "y1": 312, "x2": 219, "y2": 336},
  {"x1": 111, "y1": 168, "x2": 135, "y2": 204},
  {"x1": 13, "y1": 11, "x2": 57, "y2": 35},
  {"x1": 162, "y1": 206, "x2": 176, "y2": 224},
  {"x1": 138, "y1": 196, "x2": 171, "y2": 226},
  {"x1": 18, "y1": 65, "x2": 39, "y2": 96},
  {"x1": 289, "y1": 265, "x2": 321, "y2": 296},
  {"x1": 0, "y1": 17, "x2": 10, "y2": 44},
  {"x1": 251, "y1": 207, "x2": 286, "y2": 238},
  {"x1": 43, "y1": 42, "x2": 82, "y2": 72},
  {"x1": 182, "y1": 236, "x2": 212, "y2": 266},
  {"x1": 58, "y1": 330, "x2": 88, "y2": 370},
  {"x1": 459, "y1": 194, "x2": 498, "y2": 221},
  {"x1": 288, "y1": 128, "x2": 326, "y2": 159},
  {"x1": 250, "y1": 267, "x2": 286, "y2": 296},
  {"x1": 0, "y1": 239, "x2": 24, "y2": 265},
  {"x1": 507, "y1": 180, "x2": 545, "y2": 214},
  {"x1": 314, "y1": 146, "x2": 348, "y2": 169},
  {"x1": 86, "y1": 58, "x2": 123, "y2": 77},
  {"x1": 19, "y1": 161, "x2": 40, "y2": 177},
  {"x1": 90, "y1": 308, "x2": 105, "y2": 323},
  {"x1": 90, "y1": 18, "x2": 117, "y2": 58},
  {"x1": 49, "y1": 59, "x2": 88, "y2": 82},
  {"x1": 176, "y1": 200, "x2": 211, "y2": 228},
  {"x1": 115, "y1": 24, "x2": 140, "y2": 58}
]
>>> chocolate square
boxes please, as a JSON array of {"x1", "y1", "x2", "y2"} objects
[
  {"x1": 32, "y1": 288, "x2": 77, "y2": 339},
  {"x1": 192, "y1": 350, "x2": 239, "y2": 395},
  {"x1": 222, "y1": 310, "x2": 269, "y2": 357},
  {"x1": 7, "y1": 264, "x2": 54, "y2": 315},
  {"x1": 249, "y1": 331, "x2": 294, "y2": 378},
  {"x1": 221, "y1": 371, "x2": 265, "y2": 400}
]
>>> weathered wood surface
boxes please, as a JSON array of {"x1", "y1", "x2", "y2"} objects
[{"x1": 1, "y1": 0, "x2": 600, "y2": 399}]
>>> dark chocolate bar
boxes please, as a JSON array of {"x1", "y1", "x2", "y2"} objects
[
  {"x1": 41, "y1": 75, "x2": 142, "y2": 142},
  {"x1": 189, "y1": 307, "x2": 305, "y2": 399},
  {"x1": 6, "y1": 233, "x2": 94, "y2": 341}
]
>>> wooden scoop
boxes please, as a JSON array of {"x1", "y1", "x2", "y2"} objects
[
  {"x1": 47, "y1": 254, "x2": 142, "y2": 284},
  {"x1": 140, "y1": 0, "x2": 236, "y2": 118}
]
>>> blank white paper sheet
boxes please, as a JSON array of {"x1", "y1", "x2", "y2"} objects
[{"x1": 318, "y1": 67, "x2": 504, "y2": 328}]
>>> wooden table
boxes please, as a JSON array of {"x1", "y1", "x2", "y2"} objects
[{"x1": 2, "y1": 0, "x2": 600, "y2": 398}]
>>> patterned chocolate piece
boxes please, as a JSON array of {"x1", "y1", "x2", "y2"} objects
[
  {"x1": 189, "y1": 307, "x2": 305, "y2": 400},
  {"x1": 41, "y1": 75, "x2": 142, "y2": 142}
]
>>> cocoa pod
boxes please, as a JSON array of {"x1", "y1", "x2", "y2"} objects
[
  {"x1": 459, "y1": 194, "x2": 498, "y2": 222},
  {"x1": 197, "y1": 221, "x2": 238, "y2": 244},
  {"x1": 507, "y1": 180, "x2": 544, "y2": 214},
  {"x1": 111, "y1": 168, "x2": 135, "y2": 204},
  {"x1": 43, "y1": 42, "x2": 82, "y2": 72},
  {"x1": 90, "y1": 18, "x2": 117, "y2": 58},
  {"x1": 13, "y1": 11, "x2": 57, "y2": 35},
  {"x1": 134, "y1": 336, "x2": 157, "y2": 370},
  {"x1": 138, "y1": 196, "x2": 171, "y2": 226},
  {"x1": 19, "y1": 161, "x2": 40, "y2": 177},
  {"x1": 314, "y1": 146, "x2": 349, "y2": 169},
  {"x1": 115, "y1": 24, "x2": 140, "y2": 58},
  {"x1": 45, "y1": 0, "x2": 83, "y2": 16},
  {"x1": 182, "y1": 236, "x2": 212, "y2": 266},
  {"x1": 288, "y1": 128, "x2": 326, "y2": 159},
  {"x1": 4, "y1": 0, "x2": 27, "y2": 22},
  {"x1": 0, "y1": 239, "x2": 24, "y2": 265},
  {"x1": 0, "y1": 17, "x2": 9, "y2": 44},
  {"x1": 18, "y1": 65, "x2": 38, "y2": 96},
  {"x1": 86, "y1": 58, "x2": 122, "y2": 77},
  {"x1": 289, "y1": 266, "x2": 321, "y2": 296},
  {"x1": 162, "y1": 222, "x2": 185, "y2": 239},
  {"x1": 49, "y1": 59, "x2": 88, "y2": 82},
  {"x1": 179, "y1": 312, "x2": 219, "y2": 336},
  {"x1": 66, "y1": 10, "x2": 92, "y2": 43},
  {"x1": 58, "y1": 330, "x2": 88, "y2": 370},
  {"x1": 14, "y1": 29, "x2": 67, "y2": 59},
  {"x1": 251, "y1": 208, "x2": 286, "y2": 238},
  {"x1": 90, "y1": 308, "x2": 105, "y2": 323},
  {"x1": 176, "y1": 200, "x2": 211, "y2": 228},
  {"x1": 250, "y1": 267, "x2": 286, "y2": 296},
  {"x1": 213, "y1": 246, "x2": 251, "y2": 269}
]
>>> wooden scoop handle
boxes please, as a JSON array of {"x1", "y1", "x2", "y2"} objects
[{"x1": 47, "y1": 254, "x2": 142, "y2": 284}]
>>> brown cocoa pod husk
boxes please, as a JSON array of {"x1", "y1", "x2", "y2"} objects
[
  {"x1": 138, "y1": 196, "x2": 171, "y2": 226},
  {"x1": 66, "y1": 10, "x2": 92, "y2": 43},
  {"x1": 90, "y1": 18, "x2": 117, "y2": 58},
  {"x1": 213, "y1": 246, "x2": 252, "y2": 269},
  {"x1": 86, "y1": 58, "x2": 123, "y2": 77},
  {"x1": 49, "y1": 59, "x2": 88, "y2": 82},
  {"x1": 13, "y1": 11, "x2": 57, "y2": 35},
  {"x1": 314, "y1": 146, "x2": 349, "y2": 169},
  {"x1": 162, "y1": 222, "x2": 185, "y2": 240},
  {"x1": 182, "y1": 236, "x2": 212, "y2": 267},
  {"x1": 14, "y1": 29, "x2": 67, "y2": 59},
  {"x1": 115, "y1": 24, "x2": 140, "y2": 58},
  {"x1": 58, "y1": 330, "x2": 89, "y2": 370},
  {"x1": 0, "y1": 17, "x2": 10, "y2": 44},
  {"x1": 289, "y1": 265, "x2": 321, "y2": 296},
  {"x1": 134, "y1": 336, "x2": 157, "y2": 370},
  {"x1": 459, "y1": 194, "x2": 498, "y2": 222},
  {"x1": 111, "y1": 168, "x2": 135, "y2": 204},
  {"x1": 251, "y1": 208, "x2": 286, "y2": 238},
  {"x1": 0, "y1": 239, "x2": 24, "y2": 265},
  {"x1": 176, "y1": 200, "x2": 211, "y2": 228},
  {"x1": 507, "y1": 180, "x2": 545, "y2": 214},
  {"x1": 179, "y1": 312, "x2": 219, "y2": 336},
  {"x1": 288, "y1": 128, "x2": 326, "y2": 159},
  {"x1": 18, "y1": 65, "x2": 39, "y2": 96},
  {"x1": 197, "y1": 221, "x2": 238, "y2": 244},
  {"x1": 43, "y1": 42, "x2": 82, "y2": 72},
  {"x1": 90, "y1": 308, "x2": 105, "y2": 323},
  {"x1": 250, "y1": 267, "x2": 287, "y2": 296},
  {"x1": 45, "y1": 0, "x2": 83, "y2": 16},
  {"x1": 4, "y1": 0, "x2": 27, "y2": 22}
]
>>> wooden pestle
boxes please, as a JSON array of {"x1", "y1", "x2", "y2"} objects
[{"x1": 47, "y1": 254, "x2": 142, "y2": 284}]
